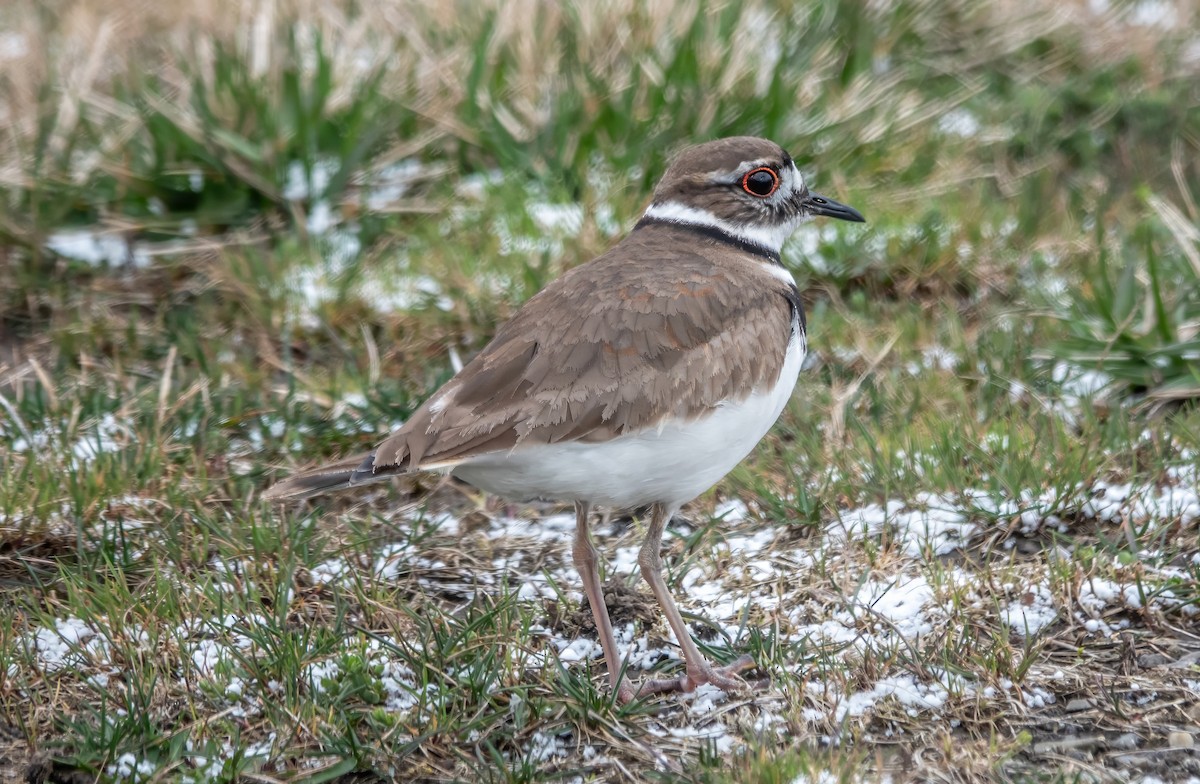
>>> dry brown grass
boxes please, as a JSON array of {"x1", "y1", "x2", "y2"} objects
[{"x1": 3, "y1": 0, "x2": 1191, "y2": 188}]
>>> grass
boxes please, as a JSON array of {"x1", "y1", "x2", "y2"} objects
[{"x1": 2, "y1": 0, "x2": 1200, "y2": 782}]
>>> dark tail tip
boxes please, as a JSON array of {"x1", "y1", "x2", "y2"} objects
[
  {"x1": 261, "y1": 453, "x2": 380, "y2": 502},
  {"x1": 261, "y1": 469, "x2": 358, "y2": 501}
]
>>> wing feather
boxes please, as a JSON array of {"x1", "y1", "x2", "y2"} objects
[{"x1": 368, "y1": 230, "x2": 798, "y2": 475}]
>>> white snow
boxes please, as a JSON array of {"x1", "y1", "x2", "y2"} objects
[
  {"x1": 813, "y1": 673, "x2": 956, "y2": 721},
  {"x1": 105, "y1": 753, "x2": 157, "y2": 782},
  {"x1": 0, "y1": 32, "x2": 28, "y2": 60},
  {"x1": 527, "y1": 202, "x2": 584, "y2": 236},
  {"x1": 829, "y1": 495, "x2": 978, "y2": 557},
  {"x1": 938, "y1": 109, "x2": 981, "y2": 138},
  {"x1": 856, "y1": 575, "x2": 935, "y2": 638},
  {"x1": 1000, "y1": 583, "x2": 1058, "y2": 636},
  {"x1": 10, "y1": 413, "x2": 128, "y2": 465},
  {"x1": 45, "y1": 230, "x2": 152, "y2": 268},
  {"x1": 27, "y1": 618, "x2": 104, "y2": 671}
]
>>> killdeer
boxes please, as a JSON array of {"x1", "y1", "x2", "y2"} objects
[{"x1": 264, "y1": 136, "x2": 864, "y2": 702}]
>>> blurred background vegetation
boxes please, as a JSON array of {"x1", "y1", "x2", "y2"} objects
[
  {"x1": 2, "y1": 1, "x2": 1197, "y2": 398},
  {"x1": 1, "y1": 0, "x2": 1196, "y2": 508}
]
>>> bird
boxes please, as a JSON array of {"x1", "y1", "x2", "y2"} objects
[{"x1": 263, "y1": 136, "x2": 864, "y2": 702}]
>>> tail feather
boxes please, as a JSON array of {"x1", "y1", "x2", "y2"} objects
[{"x1": 261, "y1": 453, "x2": 390, "y2": 501}]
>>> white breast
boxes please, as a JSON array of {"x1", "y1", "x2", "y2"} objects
[{"x1": 451, "y1": 331, "x2": 805, "y2": 508}]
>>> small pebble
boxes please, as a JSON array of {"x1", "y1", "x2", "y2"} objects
[
  {"x1": 1064, "y1": 698, "x2": 1093, "y2": 713},
  {"x1": 1033, "y1": 735, "x2": 1104, "y2": 754},
  {"x1": 1168, "y1": 731, "x2": 1194, "y2": 749},
  {"x1": 1109, "y1": 733, "x2": 1140, "y2": 751},
  {"x1": 1110, "y1": 753, "x2": 1156, "y2": 770}
]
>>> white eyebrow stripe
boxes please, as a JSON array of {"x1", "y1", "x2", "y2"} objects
[
  {"x1": 789, "y1": 163, "x2": 806, "y2": 191},
  {"x1": 710, "y1": 159, "x2": 776, "y2": 182}
]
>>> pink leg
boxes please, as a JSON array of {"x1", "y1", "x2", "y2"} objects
[
  {"x1": 634, "y1": 502, "x2": 759, "y2": 696},
  {"x1": 571, "y1": 500, "x2": 636, "y2": 703}
]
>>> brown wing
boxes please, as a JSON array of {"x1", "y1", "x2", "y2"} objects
[{"x1": 369, "y1": 227, "x2": 798, "y2": 475}]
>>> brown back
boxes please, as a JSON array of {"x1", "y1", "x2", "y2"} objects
[{"x1": 369, "y1": 222, "x2": 799, "y2": 474}]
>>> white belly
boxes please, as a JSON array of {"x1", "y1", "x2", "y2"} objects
[{"x1": 451, "y1": 333, "x2": 804, "y2": 508}]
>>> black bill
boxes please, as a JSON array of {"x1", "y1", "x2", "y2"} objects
[{"x1": 804, "y1": 192, "x2": 865, "y2": 223}]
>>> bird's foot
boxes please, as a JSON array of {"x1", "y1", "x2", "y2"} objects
[{"x1": 617, "y1": 654, "x2": 762, "y2": 702}]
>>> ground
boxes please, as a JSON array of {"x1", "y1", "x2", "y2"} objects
[{"x1": 1, "y1": 1, "x2": 1199, "y2": 782}]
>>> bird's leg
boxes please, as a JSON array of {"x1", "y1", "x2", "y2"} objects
[
  {"x1": 634, "y1": 502, "x2": 758, "y2": 696},
  {"x1": 571, "y1": 500, "x2": 636, "y2": 703}
]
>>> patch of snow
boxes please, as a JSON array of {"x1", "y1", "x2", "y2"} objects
[
  {"x1": 105, "y1": 753, "x2": 157, "y2": 782},
  {"x1": 1049, "y1": 362, "x2": 1114, "y2": 424},
  {"x1": 824, "y1": 673, "x2": 953, "y2": 720},
  {"x1": 1024, "y1": 685, "x2": 1056, "y2": 708},
  {"x1": 528, "y1": 202, "x2": 584, "y2": 236},
  {"x1": 45, "y1": 230, "x2": 151, "y2": 268},
  {"x1": 687, "y1": 683, "x2": 728, "y2": 714},
  {"x1": 11, "y1": 413, "x2": 128, "y2": 465},
  {"x1": 525, "y1": 730, "x2": 569, "y2": 762},
  {"x1": 1130, "y1": 0, "x2": 1177, "y2": 27},
  {"x1": 830, "y1": 495, "x2": 977, "y2": 557},
  {"x1": 556, "y1": 638, "x2": 600, "y2": 663},
  {"x1": 790, "y1": 771, "x2": 839, "y2": 784},
  {"x1": 922, "y1": 345, "x2": 960, "y2": 372},
  {"x1": 1082, "y1": 479, "x2": 1200, "y2": 527},
  {"x1": 938, "y1": 109, "x2": 980, "y2": 138},
  {"x1": 27, "y1": 617, "x2": 105, "y2": 671},
  {"x1": 364, "y1": 159, "x2": 430, "y2": 211},
  {"x1": 454, "y1": 170, "x2": 505, "y2": 201},
  {"x1": 1000, "y1": 583, "x2": 1058, "y2": 636},
  {"x1": 856, "y1": 575, "x2": 935, "y2": 638},
  {"x1": 660, "y1": 722, "x2": 736, "y2": 754},
  {"x1": 184, "y1": 732, "x2": 276, "y2": 784},
  {"x1": 283, "y1": 159, "x2": 336, "y2": 202},
  {"x1": 310, "y1": 556, "x2": 353, "y2": 585},
  {"x1": 0, "y1": 32, "x2": 28, "y2": 60},
  {"x1": 306, "y1": 201, "x2": 337, "y2": 235},
  {"x1": 713, "y1": 498, "x2": 750, "y2": 522}
]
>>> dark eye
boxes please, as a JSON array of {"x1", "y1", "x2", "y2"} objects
[{"x1": 741, "y1": 167, "x2": 779, "y2": 197}]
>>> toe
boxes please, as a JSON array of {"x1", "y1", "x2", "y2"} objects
[
  {"x1": 687, "y1": 655, "x2": 760, "y2": 692},
  {"x1": 634, "y1": 674, "x2": 688, "y2": 697}
]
